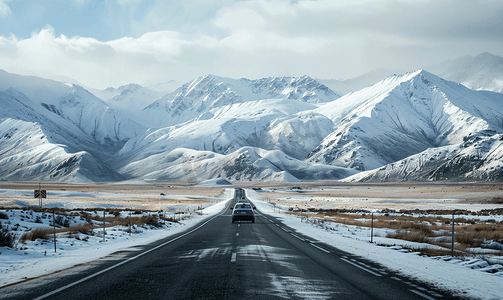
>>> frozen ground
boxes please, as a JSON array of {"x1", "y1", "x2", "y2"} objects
[{"x1": 247, "y1": 189, "x2": 503, "y2": 300}]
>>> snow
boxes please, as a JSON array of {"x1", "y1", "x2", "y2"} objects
[
  {"x1": 1, "y1": 186, "x2": 502, "y2": 298},
  {"x1": 430, "y1": 52, "x2": 503, "y2": 93},
  {"x1": 309, "y1": 69, "x2": 503, "y2": 176},
  {"x1": 247, "y1": 189, "x2": 503, "y2": 300},
  {"x1": 318, "y1": 68, "x2": 405, "y2": 95},
  {"x1": 195, "y1": 178, "x2": 233, "y2": 187},
  {"x1": 0, "y1": 189, "x2": 233, "y2": 287},
  {"x1": 3, "y1": 65, "x2": 503, "y2": 183}
]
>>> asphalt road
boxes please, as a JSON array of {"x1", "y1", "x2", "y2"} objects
[{"x1": 1, "y1": 188, "x2": 456, "y2": 300}]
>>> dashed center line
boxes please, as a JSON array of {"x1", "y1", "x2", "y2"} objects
[
  {"x1": 231, "y1": 253, "x2": 237, "y2": 262},
  {"x1": 236, "y1": 233, "x2": 239, "y2": 236}
]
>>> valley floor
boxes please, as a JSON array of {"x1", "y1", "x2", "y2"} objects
[{"x1": 1, "y1": 181, "x2": 502, "y2": 299}]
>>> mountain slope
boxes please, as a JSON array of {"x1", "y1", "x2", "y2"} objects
[
  {"x1": 105, "y1": 83, "x2": 165, "y2": 112},
  {"x1": 308, "y1": 70, "x2": 503, "y2": 171},
  {"x1": 141, "y1": 75, "x2": 339, "y2": 128},
  {"x1": 429, "y1": 52, "x2": 503, "y2": 93},
  {"x1": 318, "y1": 68, "x2": 404, "y2": 95},
  {"x1": 42, "y1": 84, "x2": 147, "y2": 148},
  {"x1": 115, "y1": 97, "x2": 356, "y2": 182},
  {"x1": 344, "y1": 131, "x2": 503, "y2": 182},
  {"x1": 119, "y1": 147, "x2": 357, "y2": 183},
  {"x1": 117, "y1": 99, "x2": 333, "y2": 165},
  {"x1": 0, "y1": 91, "x2": 124, "y2": 182}
]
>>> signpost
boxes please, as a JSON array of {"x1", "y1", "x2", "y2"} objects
[{"x1": 34, "y1": 184, "x2": 47, "y2": 207}]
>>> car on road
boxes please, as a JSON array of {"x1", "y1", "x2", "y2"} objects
[{"x1": 231, "y1": 203, "x2": 255, "y2": 223}]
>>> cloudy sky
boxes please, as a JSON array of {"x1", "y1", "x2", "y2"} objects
[{"x1": 0, "y1": 0, "x2": 501, "y2": 89}]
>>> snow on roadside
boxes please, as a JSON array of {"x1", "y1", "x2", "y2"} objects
[
  {"x1": 0, "y1": 189, "x2": 233, "y2": 287},
  {"x1": 247, "y1": 189, "x2": 503, "y2": 300}
]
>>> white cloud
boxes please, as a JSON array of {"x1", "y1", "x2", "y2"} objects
[
  {"x1": 0, "y1": 0, "x2": 502, "y2": 89},
  {"x1": 0, "y1": 0, "x2": 11, "y2": 17},
  {"x1": 117, "y1": 0, "x2": 142, "y2": 5}
]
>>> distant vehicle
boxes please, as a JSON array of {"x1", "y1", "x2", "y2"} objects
[{"x1": 231, "y1": 203, "x2": 255, "y2": 223}]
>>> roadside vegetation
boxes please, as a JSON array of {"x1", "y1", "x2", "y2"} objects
[
  {"x1": 0, "y1": 206, "x2": 198, "y2": 248},
  {"x1": 284, "y1": 208, "x2": 503, "y2": 258}
]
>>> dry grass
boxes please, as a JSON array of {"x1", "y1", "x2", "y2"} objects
[
  {"x1": 19, "y1": 228, "x2": 53, "y2": 243},
  {"x1": 12, "y1": 206, "x2": 188, "y2": 244},
  {"x1": 68, "y1": 223, "x2": 95, "y2": 235},
  {"x1": 287, "y1": 209, "x2": 503, "y2": 257}
]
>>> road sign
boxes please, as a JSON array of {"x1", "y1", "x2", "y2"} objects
[{"x1": 34, "y1": 190, "x2": 47, "y2": 198}]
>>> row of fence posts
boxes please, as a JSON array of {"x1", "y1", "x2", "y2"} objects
[
  {"x1": 294, "y1": 209, "x2": 457, "y2": 258},
  {"x1": 38, "y1": 191, "x2": 203, "y2": 252},
  {"x1": 368, "y1": 212, "x2": 456, "y2": 257}
]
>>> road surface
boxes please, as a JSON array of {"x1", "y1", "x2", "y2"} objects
[{"x1": 1, "y1": 188, "x2": 455, "y2": 299}]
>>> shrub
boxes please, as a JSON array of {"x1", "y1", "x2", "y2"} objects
[
  {"x1": 0, "y1": 211, "x2": 8, "y2": 220},
  {"x1": 0, "y1": 222, "x2": 15, "y2": 247},
  {"x1": 54, "y1": 215, "x2": 70, "y2": 227},
  {"x1": 69, "y1": 223, "x2": 94, "y2": 235},
  {"x1": 19, "y1": 228, "x2": 53, "y2": 243}
]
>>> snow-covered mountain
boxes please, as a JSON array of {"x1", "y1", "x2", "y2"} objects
[
  {"x1": 119, "y1": 147, "x2": 357, "y2": 183},
  {"x1": 105, "y1": 83, "x2": 165, "y2": 111},
  {"x1": 141, "y1": 75, "x2": 340, "y2": 128},
  {"x1": 344, "y1": 131, "x2": 503, "y2": 182},
  {"x1": 0, "y1": 70, "x2": 147, "y2": 182},
  {"x1": 0, "y1": 88, "x2": 124, "y2": 182},
  {"x1": 115, "y1": 98, "x2": 347, "y2": 182},
  {"x1": 428, "y1": 52, "x2": 503, "y2": 93},
  {"x1": 2, "y1": 63, "x2": 503, "y2": 183},
  {"x1": 308, "y1": 70, "x2": 503, "y2": 173},
  {"x1": 318, "y1": 68, "x2": 404, "y2": 95}
]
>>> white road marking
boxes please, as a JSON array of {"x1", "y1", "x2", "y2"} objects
[
  {"x1": 231, "y1": 253, "x2": 237, "y2": 262},
  {"x1": 340, "y1": 258, "x2": 382, "y2": 277},
  {"x1": 290, "y1": 233, "x2": 305, "y2": 241},
  {"x1": 32, "y1": 202, "x2": 230, "y2": 300},
  {"x1": 427, "y1": 291, "x2": 443, "y2": 297},
  {"x1": 410, "y1": 289, "x2": 437, "y2": 300},
  {"x1": 309, "y1": 243, "x2": 330, "y2": 253},
  {"x1": 236, "y1": 233, "x2": 239, "y2": 236},
  {"x1": 351, "y1": 260, "x2": 383, "y2": 273}
]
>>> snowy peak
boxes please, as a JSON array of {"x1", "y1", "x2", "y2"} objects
[
  {"x1": 142, "y1": 74, "x2": 339, "y2": 127},
  {"x1": 431, "y1": 52, "x2": 503, "y2": 93},
  {"x1": 309, "y1": 69, "x2": 503, "y2": 171},
  {"x1": 118, "y1": 83, "x2": 143, "y2": 93},
  {"x1": 105, "y1": 83, "x2": 165, "y2": 116},
  {"x1": 318, "y1": 68, "x2": 405, "y2": 95},
  {"x1": 246, "y1": 75, "x2": 339, "y2": 103}
]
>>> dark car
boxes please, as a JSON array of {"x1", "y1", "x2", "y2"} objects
[{"x1": 231, "y1": 203, "x2": 255, "y2": 223}]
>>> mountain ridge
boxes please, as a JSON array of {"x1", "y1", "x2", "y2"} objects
[{"x1": 1, "y1": 62, "x2": 503, "y2": 183}]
